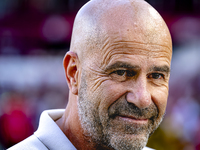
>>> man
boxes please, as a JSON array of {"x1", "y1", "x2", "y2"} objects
[{"x1": 8, "y1": 0, "x2": 172, "y2": 149}]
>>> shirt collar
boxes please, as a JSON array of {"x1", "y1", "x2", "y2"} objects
[{"x1": 34, "y1": 109, "x2": 77, "y2": 150}]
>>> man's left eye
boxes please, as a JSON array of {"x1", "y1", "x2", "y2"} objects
[{"x1": 148, "y1": 73, "x2": 164, "y2": 79}]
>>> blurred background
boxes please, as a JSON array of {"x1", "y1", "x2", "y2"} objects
[{"x1": 0, "y1": 0, "x2": 200, "y2": 149}]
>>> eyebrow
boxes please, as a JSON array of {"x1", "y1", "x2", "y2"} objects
[
  {"x1": 105, "y1": 61, "x2": 140, "y2": 72},
  {"x1": 149, "y1": 65, "x2": 170, "y2": 73},
  {"x1": 105, "y1": 61, "x2": 170, "y2": 74}
]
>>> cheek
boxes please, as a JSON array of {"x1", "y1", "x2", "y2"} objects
[
  {"x1": 96, "y1": 81, "x2": 128, "y2": 125},
  {"x1": 151, "y1": 86, "x2": 168, "y2": 115},
  {"x1": 94, "y1": 80, "x2": 127, "y2": 111}
]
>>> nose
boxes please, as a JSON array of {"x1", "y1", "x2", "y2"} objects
[{"x1": 126, "y1": 75, "x2": 151, "y2": 109}]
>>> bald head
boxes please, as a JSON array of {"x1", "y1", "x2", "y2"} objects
[{"x1": 69, "y1": 0, "x2": 172, "y2": 62}]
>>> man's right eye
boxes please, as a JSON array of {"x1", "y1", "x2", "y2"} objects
[
  {"x1": 110, "y1": 70, "x2": 136, "y2": 81},
  {"x1": 114, "y1": 70, "x2": 126, "y2": 76}
]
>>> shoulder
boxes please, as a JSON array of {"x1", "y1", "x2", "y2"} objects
[{"x1": 7, "y1": 135, "x2": 48, "y2": 150}]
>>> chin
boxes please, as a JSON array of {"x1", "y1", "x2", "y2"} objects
[{"x1": 108, "y1": 133, "x2": 148, "y2": 150}]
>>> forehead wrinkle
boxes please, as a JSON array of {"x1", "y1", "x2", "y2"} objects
[{"x1": 100, "y1": 40, "x2": 171, "y2": 69}]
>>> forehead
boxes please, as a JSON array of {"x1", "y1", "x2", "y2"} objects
[
  {"x1": 96, "y1": 37, "x2": 172, "y2": 69},
  {"x1": 85, "y1": 28, "x2": 172, "y2": 70},
  {"x1": 88, "y1": 10, "x2": 171, "y2": 65}
]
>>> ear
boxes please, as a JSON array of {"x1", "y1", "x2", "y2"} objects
[{"x1": 63, "y1": 51, "x2": 79, "y2": 95}]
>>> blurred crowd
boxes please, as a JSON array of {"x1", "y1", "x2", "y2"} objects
[{"x1": 0, "y1": 0, "x2": 200, "y2": 150}]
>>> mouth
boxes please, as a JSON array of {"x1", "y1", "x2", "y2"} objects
[{"x1": 116, "y1": 115, "x2": 148, "y2": 124}]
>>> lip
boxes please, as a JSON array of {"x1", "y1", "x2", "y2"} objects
[{"x1": 117, "y1": 115, "x2": 148, "y2": 124}]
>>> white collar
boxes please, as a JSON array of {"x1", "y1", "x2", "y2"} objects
[{"x1": 34, "y1": 109, "x2": 76, "y2": 150}]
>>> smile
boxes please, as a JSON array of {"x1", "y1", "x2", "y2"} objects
[{"x1": 117, "y1": 115, "x2": 148, "y2": 124}]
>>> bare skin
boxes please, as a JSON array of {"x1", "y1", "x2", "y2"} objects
[{"x1": 56, "y1": 0, "x2": 172, "y2": 150}]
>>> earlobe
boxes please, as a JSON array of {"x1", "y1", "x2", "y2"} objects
[{"x1": 63, "y1": 51, "x2": 79, "y2": 95}]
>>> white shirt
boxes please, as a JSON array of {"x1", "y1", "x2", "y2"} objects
[{"x1": 8, "y1": 109, "x2": 154, "y2": 150}]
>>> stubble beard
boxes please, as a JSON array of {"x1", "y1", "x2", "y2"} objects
[{"x1": 77, "y1": 74, "x2": 164, "y2": 150}]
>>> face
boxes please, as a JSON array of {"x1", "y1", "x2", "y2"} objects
[{"x1": 77, "y1": 29, "x2": 171, "y2": 150}]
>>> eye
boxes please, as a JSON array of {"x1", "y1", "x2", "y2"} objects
[
  {"x1": 110, "y1": 70, "x2": 137, "y2": 81},
  {"x1": 113, "y1": 70, "x2": 136, "y2": 77},
  {"x1": 115, "y1": 70, "x2": 126, "y2": 76},
  {"x1": 148, "y1": 73, "x2": 164, "y2": 79}
]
